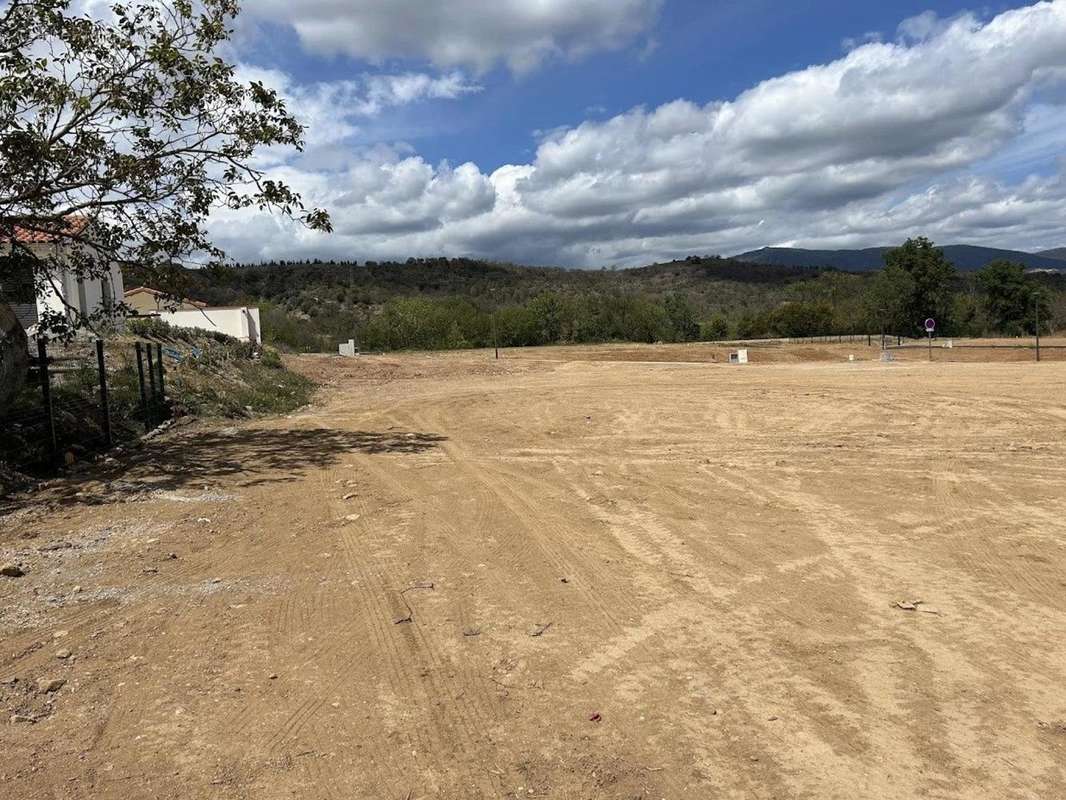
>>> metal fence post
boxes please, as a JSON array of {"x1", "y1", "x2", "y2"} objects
[
  {"x1": 146, "y1": 342, "x2": 157, "y2": 409},
  {"x1": 96, "y1": 339, "x2": 113, "y2": 448},
  {"x1": 1035, "y1": 300, "x2": 1041, "y2": 363},
  {"x1": 135, "y1": 341, "x2": 150, "y2": 432},
  {"x1": 155, "y1": 343, "x2": 166, "y2": 411},
  {"x1": 38, "y1": 338, "x2": 58, "y2": 463}
]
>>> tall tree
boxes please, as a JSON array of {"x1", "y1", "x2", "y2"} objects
[
  {"x1": 976, "y1": 260, "x2": 1049, "y2": 335},
  {"x1": 0, "y1": 0, "x2": 331, "y2": 340},
  {"x1": 878, "y1": 237, "x2": 957, "y2": 336}
]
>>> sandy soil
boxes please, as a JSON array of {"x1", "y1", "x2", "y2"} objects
[{"x1": 2, "y1": 344, "x2": 1066, "y2": 799}]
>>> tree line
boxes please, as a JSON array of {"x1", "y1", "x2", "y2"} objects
[{"x1": 194, "y1": 238, "x2": 1062, "y2": 353}]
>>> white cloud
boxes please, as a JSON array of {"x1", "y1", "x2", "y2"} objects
[
  {"x1": 842, "y1": 31, "x2": 882, "y2": 52},
  {"x1": 246, "y1": 0, "x2": 663, "y2": 73},
  {"x1": 217, "y1": 1, "x2": 1066, "y2": 266},
  {"x1": 232, "y1": 65, "x2": 480, "y2": 171}
]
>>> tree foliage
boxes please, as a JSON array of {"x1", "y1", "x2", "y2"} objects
[
  {"x1": 976, "y1": 260, "x2": 1050, "y2": 335},
  {"x1": 112, "y1": 247, "x2": 1064, "y2": 354},
  {"x1": 876, "y1": 237, "x2": 958, "y2": 336},
  {"x1": 0, "y1": 0, "x2": 330, "y2": 337}
]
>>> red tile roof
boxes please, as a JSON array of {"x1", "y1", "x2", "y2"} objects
[{"x1": 1, "y1": 216, "x2": 90, "y2": 243}]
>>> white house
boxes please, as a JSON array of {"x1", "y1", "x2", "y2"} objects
[
  {"x1": 155, "y1": 305, "x2": 262, "y2": 345},
  {"x1": 1, "y1": 218, "x2": 124, "y2": 334},
  {"x1": 125, "y1": 285, "x2": 262, "y2": 345}
]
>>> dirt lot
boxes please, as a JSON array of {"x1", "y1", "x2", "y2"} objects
[{"x1": 2, "y1": 343, "x2": 1066, "y2": 799}]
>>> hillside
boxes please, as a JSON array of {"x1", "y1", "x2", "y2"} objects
[
  {"x1": 1038, "y1": 248, "x2": 1066, "y2": 261},
  {"x1": 123, "y1": 252, "x2": 1066, "y2": 354},
  {"x1": 147, "y1": 256, "x2": 832, "y2": 324},
  {"x1": 735, "y1": 245, "x2": 1066, "y2": 271}
]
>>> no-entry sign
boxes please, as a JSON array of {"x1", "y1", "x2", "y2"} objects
[{"x1": 925, "y1": 318, "x2": 936, "y2": 333}]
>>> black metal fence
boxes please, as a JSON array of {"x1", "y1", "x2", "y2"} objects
[{"x1": 1, "y1": 339, "x2": 170, "y2": 473}]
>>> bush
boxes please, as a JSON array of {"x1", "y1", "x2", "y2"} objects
[
  {"x1": 769, "y1": 302, "x2": 835, "y2": 338},
  {"x1": 701, "y1": 315, "x2": 730, "y2": 341},
  {"x1": 259, "y1": 348, "x2": 283, "y2": 369}
]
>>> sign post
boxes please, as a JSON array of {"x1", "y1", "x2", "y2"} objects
[{"x1": 924, "y1": 318, "x2": 936, "y2": 362}]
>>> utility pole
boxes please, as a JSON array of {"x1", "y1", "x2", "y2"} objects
[{"x1": 492, "y1": 313, "x2": 499, "y2": 360}]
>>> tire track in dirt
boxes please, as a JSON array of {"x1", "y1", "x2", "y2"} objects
[
  {"x1": 267, "y1": 409, "x2": 506, "y2": 796},
  {"x1": 723, "y1": 461, "x2": 1066, "y2": 798},
  {"x1": 400, "y1": 406, "x2": 637, "y2": 634}
]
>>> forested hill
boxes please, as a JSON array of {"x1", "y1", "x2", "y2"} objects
[
  {"x1": 169, "y1": 255, "x2": 828, "y2": 310},
  {"x1": 735, "y1": 245, "x2": 1066, "y2": 271}
]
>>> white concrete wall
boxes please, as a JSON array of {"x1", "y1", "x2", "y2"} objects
[{"x1": 157, "y1": 307, "x2": 263, "y2": 345}]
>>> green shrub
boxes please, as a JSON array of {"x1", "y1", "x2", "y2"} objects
[
  {"x1": 259, "y1": 348, "x2": 283, "y2": 369},
  {"x1": 701, "y1": 316, "x2": 730, "y2": 341}
]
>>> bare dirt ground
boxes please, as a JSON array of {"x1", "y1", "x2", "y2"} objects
[{"x1": 2, "y1": 342, "x2": 1066, "y2": 799}]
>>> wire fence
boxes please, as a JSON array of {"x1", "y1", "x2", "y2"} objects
[
  {"x1": 0, "y1": 338, "x2": 171, "y2": 474},
  {"x1": 716, "y1": 333, "x2": 879, "y2": 347}
]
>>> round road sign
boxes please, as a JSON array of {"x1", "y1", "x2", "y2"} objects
[{"x1": 924, "y1": 318, "x2": 936, "y2": 333}]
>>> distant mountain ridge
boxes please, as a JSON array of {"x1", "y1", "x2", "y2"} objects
[{"x1": 734, "y1": 245, "x2": 1066, "y2": 272}]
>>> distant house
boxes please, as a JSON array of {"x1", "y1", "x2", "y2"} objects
[
  {"x1": 124, "y1": 286, "x2": 208, "y2": 314},
  {"x1": 127, "y1": 285, "x2": 262, "y2": 345},
  {"x1": 0, "y1": 217, "x2": 124, "y2": 334}
]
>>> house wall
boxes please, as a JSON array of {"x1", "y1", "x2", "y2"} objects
[
  {"x1": 157, "y1": 307, "x2": 263, "y2": 345},
  {"x1": 27, "y1": 242, "x2": 124, "y2": 327}
]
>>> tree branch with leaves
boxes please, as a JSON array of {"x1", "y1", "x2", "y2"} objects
[{"x1": 0, "y1": 0, "x2": 331, "y2": 341}]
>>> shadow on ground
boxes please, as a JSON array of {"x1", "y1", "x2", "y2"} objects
[
  {"x1": 134, "y1": 427, "x2": 448, "y2": 489},
  {"x1": 0, "y1": 428, "x2": 448, "y2": 511}
]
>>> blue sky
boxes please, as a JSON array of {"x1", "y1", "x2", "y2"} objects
[
  {"x1": 244, "y1": 0, "x2": 1007, "y2": 170},
  {"x1": 197, "y1": 0, "x2": 1066, "y2": 266}
]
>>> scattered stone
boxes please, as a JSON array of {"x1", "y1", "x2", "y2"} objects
[
  {"x1": 529, "y1": 623, "x2": 553, "y2": 637},
  {"x1": 0, "y1": 677, "x2": 17, "y2": 686},
  {"x1": 71, "y1": 586, "x2": 82, "y2": 595},
  {"x1": 559, "y1": 577, "x2": 569, "y2": 584},
  {"x1": 344, "y1": 514, "x2": 361, "y2": 522},
  {"x1": 342, "y1": 493, "x2": 357, "y2": 501},
  {"x1": 894, "y1": 600, "x2": 943, "y2": 615},
  {"x1": 10, "y1": 714, "x2": 33, "y2": 724},
  {"x1": 37, "y1": 677, "x2": 66, "y2": 694},
  {"x1": 210, "y1": 578, "x2": 222, "y2": 585},
  {"x1": 143, "y1": 567, "x2": 159, "y2": 575},
  {"x1": 37, "y1": 541, "x2": 74, "y2": 553},
  {"x1": 55, "y1": 649, "x2": 72, "y2": 660},
  {"x1": 462, "y1": 626, "x2": 481, "y2": 637},
  {"x1": 0, "y1": 563, "x2": 25, "y2": 578},
  {"x1": 589, "y1": 712, "x2": 602, "y2": 722},
  {"x1": 269, "y1": 673, "x2": 278, "y2": 680},
  {"x1": 165, "y1": 553, "x2": 179, "y2": 560},
  {"x1": 53, "y1": 630, "x2": 69, "y2": 640}
]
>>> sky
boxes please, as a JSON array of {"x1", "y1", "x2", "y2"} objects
[{"x1": 105, "y1": 1, "x2": 1066, "y2": 266}]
